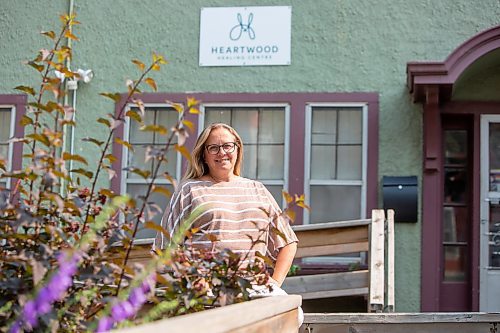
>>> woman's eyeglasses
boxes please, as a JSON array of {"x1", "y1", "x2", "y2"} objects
[{"x1": 205, "y1": 142, "x2": 238, "y2": 155}]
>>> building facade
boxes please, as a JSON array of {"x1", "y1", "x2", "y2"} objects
[{"x1": 1, "y1": 0, "x2": 499, "y2": 312}]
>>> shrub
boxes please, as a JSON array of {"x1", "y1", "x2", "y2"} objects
[{"x1": 0, "y1": 11, "x2": 308, "y2": 333}]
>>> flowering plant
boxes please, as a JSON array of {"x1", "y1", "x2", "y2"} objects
[{"x1": 0, "y1": 12, "x2": 296, "y2": 333}]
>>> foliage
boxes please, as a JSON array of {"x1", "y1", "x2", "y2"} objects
[{"x1": 0, "y1": 12, "x2": 308, "y2": 333}]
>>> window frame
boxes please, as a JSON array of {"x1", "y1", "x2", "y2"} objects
[
  {"x1": 0, "y1": 95, "x2": 26, "y2": 191},
  {"x1": 0, "y1": 106, "x2": 16, "y2": 189},
  {"x1": 303, "y1": 102, "x2": 369, "y2": 225},
  {"x1": 199, "y1": 102, "x2": 290, "y2": 206}
]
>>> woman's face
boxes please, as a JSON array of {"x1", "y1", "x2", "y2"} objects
[{"x1": 203, "y1": 127, "x2": 238, "y2": 176}]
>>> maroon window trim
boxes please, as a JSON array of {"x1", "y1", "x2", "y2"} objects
[
  {"x1": 0, "y1": 94, "x2": 26, "y2": 189},
  {"x1": 111, "y1": 92, "x2": 379, "y2": 226}
]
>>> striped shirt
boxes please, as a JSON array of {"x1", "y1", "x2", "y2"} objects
[{"x1": 153, "y1": 178, "x2": 298, "y2": 263}]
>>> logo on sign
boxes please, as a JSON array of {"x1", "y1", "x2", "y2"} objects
[{"x1": 229, "y1": 13, "x2": 256, "y2": 41}]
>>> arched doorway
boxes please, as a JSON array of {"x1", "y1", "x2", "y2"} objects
[{"x1": 407, "y1": 25, "x2": 500, "y2": 312}]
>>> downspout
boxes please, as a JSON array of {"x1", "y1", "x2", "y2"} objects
[{"x1": 61, "y1": 0, "x2": 76, "y2": 194}]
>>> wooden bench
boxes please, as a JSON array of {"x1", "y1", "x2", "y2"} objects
[{"x1": 282, "y1": 209, "x2": 395, "y2": 313}]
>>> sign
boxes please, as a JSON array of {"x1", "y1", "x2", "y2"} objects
[{"x1": 199, "y1": 6, "x2": 291, "y2": 67}]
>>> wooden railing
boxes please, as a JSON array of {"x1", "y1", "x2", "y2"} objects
[
  {"x1": 282, "y1": 209, "x2": 395, "y2": 313},
  {"x1": 115, "y1": 295, "x2": 302, "y2": 333}
]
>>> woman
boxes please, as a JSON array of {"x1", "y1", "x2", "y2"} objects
[{"x1": 153, "y1": 123, "x2": 298, "y2": 287}]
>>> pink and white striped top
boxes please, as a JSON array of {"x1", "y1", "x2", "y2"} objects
[{"x1": 153, "y1": 178, "x2": 298, "y2": 263}]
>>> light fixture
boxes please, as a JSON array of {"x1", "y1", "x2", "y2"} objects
[{"x1": 76, "y1": 69, "x2": 94, "y2": 84}]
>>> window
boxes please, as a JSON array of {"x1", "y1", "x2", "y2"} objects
[
  {"x1": 0, "y1": 106, "x2": 15, "y2": 190},
  {"x1": 201, "y1": 104, "x2": 289, "y2": 205},
  {"x1": 121, "y1": 104, "x2": 181, "y2": 242},
  {"x1": 304, "y1": 104, "x2": 368, "y2": 224},
  {"x1": 112, "y1": 92, "x2": 378, "y2": 245}
]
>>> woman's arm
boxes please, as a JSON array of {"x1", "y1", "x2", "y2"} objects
[{"x1": 271, "y1": 241, "x2": 298, "y2": 286}]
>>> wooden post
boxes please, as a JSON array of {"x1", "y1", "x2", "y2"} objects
[
  {"x1": 386, "y1": 209, "x2": 395, "y2": 312},
  {"x1": 369, "y1": 210, "x2": 385, "y2": 312}
]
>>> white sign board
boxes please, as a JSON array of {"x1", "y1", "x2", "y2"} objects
[{"x1": 199, "y1": 6, "x2": 291, "y2": 67}]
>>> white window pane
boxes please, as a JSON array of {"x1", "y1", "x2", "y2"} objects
[
  {"x1": 265, "y1": 185, "x2": 283, "y2": 209},
  {"x1": 310, "y1": 185, "x2": 361, "y2": 223},
  {"x1": 155, "y1": 108, "x2": 178, "y2": 144},
  {"x1": 232, "y1": 109, "x2": 258, "y2": 143},
  {"x1": 0, "y1": 108, "x2": 12, "y2": 143},
  {"x1": 312, "y1": 109, "x2": 337, "y2": 144},
  {"x1": 0, "y1": 145, "x2": 8, "y2": 162},
  {"x1": 258, "y1": 145, "x2": 284, "y2": 179},
  {"x1": 338, "y1": 109, "x2": 362, "y2": 144},
  {"x1": 259, "y1": 109, "x2": 284, "y2": 144},
  {"x1": 127, "y1": 184, "x2": 174, "y2": 240},
  {"x1": 205, "y1": 108, "x2": 231, "y2": 125},
  {"x1": 311, "y1": 145, "x2": 336, "y2": 179},
  {"x1": 242, "y1": 144, "x2": 257, "y2": 179},
  {"x1": 129, "y1": 111, "x2": 154, "y2": 143},
  {"x1": 337, "y1": 145, "x2": 362, "y2": 180}
]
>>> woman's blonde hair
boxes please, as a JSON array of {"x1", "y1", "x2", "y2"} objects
[{"x1": 183, "y1": 123, "x2": 244, "y2": 180}]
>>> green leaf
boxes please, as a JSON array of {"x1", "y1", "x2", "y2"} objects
[
  {"x1": 64, "y1": 30, "x2": 79, "y2": 41},
  {"x1": 14, "y1": 85, "x2": 36, "y2": 96},
  {"x1": 152, "y1": 185, "x2": 171, "y2": 198},
  {"x1": 182, "y1": 119, "x2": 194, "y2": 132},
  {"x1": 104, "y1": 154, "x2": 117, "y2": 163},
  {"x1": 26, "y1": 133, "x2": 50, "y2": 147},
  {"x1": 20, "y1": 115, "x2": 34, "y2": 126},
  {"x1": 255, "y1": 251, "x2": 274, "y2": 267},
  {"x1": 82, "y1": 137, "x2": 104, "y2": 147},
  {"x1": 71, "y1": 168, "x2": 94, "y2": 179},
  {"x1": 141, "y1": 124, "x2": 167, "y2": 135},
  {"x1": 97, "y1": 117, "x2": 111, "y2": 128},
  {"x1": 144, "y1": 221, "x2": 169, "y2": 238},
  {"x1": 99, "y1": 92, "x2": 122, "y2": 102},
  {"x1": 28, "y1": 61, "x2": 44, "y2": 73},
  {"x1": 62, "y1": 152, "x2": 88, "y2": 165},
  {"x1": 132, "y1": 59, "x2": 145, "y2": 71},
  {"x1": 174, "y1": 144, "x2": 191, "y2": 162},
  {"x1": 115, "y1": 138, "x2": 133, "y2": 151},
  {"x1": 144, "y1": 77, "x2": 157, "y2": 91},
  {"x1": 187, "y1": 97, "x2": 198, "y2": 108},
  {"x1": 127, "y1": 167, "x2": 150, "y2": 179},
  {"x1": 126, "y1": 109, "x2": 142, "y2": 123},
  {"x1": 40, "y1": 30, "x2": 56, "y2": 39}
]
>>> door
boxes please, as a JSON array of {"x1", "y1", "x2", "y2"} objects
[
  {"x1": 480, "y1": 115, "x2": 500, "y2": 311},
  {"x1": 440, "y1": 116, "x2": 473, "y2": 311}
]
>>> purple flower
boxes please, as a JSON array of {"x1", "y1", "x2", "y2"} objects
[
  {"x1": 10, "y1": 251, "x2": 81, "y2": 332},
  {"x1": 22, "y1": 300, "x2": 38, "y2": 327},
  {"x1": 96, "y1": 273, "x2": 156, "y2": 332},
  {"x1": 129, "y1": 288, "x2": 146, "y2": 308},
  {"x1": 96, "y1": 316, "x2": 113, "y2": 333},
  {"x1": 8, "y1": 321, "x2": 21, "y2": 333}
]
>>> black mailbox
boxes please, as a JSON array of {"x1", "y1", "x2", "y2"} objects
[{"x1": 382, "y1": 176, "x2": 418, "y2": 223}]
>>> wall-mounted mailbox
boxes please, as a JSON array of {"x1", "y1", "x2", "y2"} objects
[{"x1": 382, "y1": 176, "x2": 418, "y2": 223}]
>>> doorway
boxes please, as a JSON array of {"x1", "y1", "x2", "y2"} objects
[{"x1": 480, "y1": 115, "x2": 500, "y2": 311}]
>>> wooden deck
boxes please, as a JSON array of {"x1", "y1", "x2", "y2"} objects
[{"x1": 300, "y1": 312, "x2": 500, "y2": 333}]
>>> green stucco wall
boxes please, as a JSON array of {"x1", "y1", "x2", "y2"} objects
[{"x1": 1, "y1": 0, "x2": 499, "y2": 312}]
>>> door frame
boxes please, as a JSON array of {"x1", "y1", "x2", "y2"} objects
[{"x1": 479, "y1": 114, "x2": 500, "y2": 311}]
